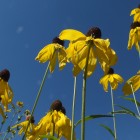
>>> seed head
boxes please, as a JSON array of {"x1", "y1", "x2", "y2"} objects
[
  {"x1": 52, "y1": 37, "x2": 64, "y2": 46},
  {"x1": 86, "y1": 27, "x2": 102, "y2": 38},
  {"x1": 0, "y1": 69, "x2": 10, "y2": 82}
]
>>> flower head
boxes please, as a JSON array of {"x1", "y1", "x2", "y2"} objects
[
  {"x1": 35, "y1": 37, "x2": 67, "y2": 73},
  {"x1": 50, "y1": 99, "x2": 66, "y2": 114},
  {"x1": 59, "y1": 27, "x2": 117, "y2": 77},
  {"x1": 99, "y1": 68, "x2": 124, "y2": 92},
  {"x1": 0, "y1": 69, "x2": 14, "y2": 112},
  {"x1": 128, "y1": 22, "x2": 140, "y2": 51},
  {"x1": 130, "y1": 5, "x2": 140, "y2": 22},
  {"x1": 27, "y1": 101, "x2": 75, "y2": 140},
  {"x1": 16, "y1": 101, "x2": 24, "y2": 108},
  {"x1": 122, "y1": 70, "x2": 140, "y2": 96}
]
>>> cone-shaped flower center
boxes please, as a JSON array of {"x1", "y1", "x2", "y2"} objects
[
  {"x1": 107, "y1": 68, "x2": 114, "y2": 74},
  {"x1": 86, "y1": 27, "x2": 102, "y2": 38},
  {"x1": 131, "y1": 22, "x2": 140, "y2": 29},
  {"x1": 50, "y1": 100, "x2": 63, "y2": 111},
  {"x1": 52, "y1": 37, "x2": 64, "y2": 46},
  {"x1": 50, "y1": 100, "x2": 66, "y2": 114},
  {"x1": 0, "y1": 69, "x2": 10, "y2": 82}
]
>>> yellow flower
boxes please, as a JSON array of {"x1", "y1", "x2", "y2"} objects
[
  {"x1": 12, "y1": 116, "x2": 36, "y2": 139},
  {"x1": 32, "y1": 110, "x2": 75, "y2": 140},
  {"x1": 122, "y1": 70, "x2": 140, "y2": 96},
  {"x1": 99, "y1": 68, "x2": 124, "y2": 92},
  {"x1": 130, "y1": 5, "x2": 140, "y2": 22},
  {"x1": 59, "y1": 27, "x2": 117, "y2": 77},
  {"x1": 35, "y1": 37, "x2": 67, "y2": 73},
  {"x1": 128, "y1": 22, "x2": 140, "y2": 51},
  {"x1": 0, "y1": 69, "x2": 14, "y2": 112},
  {"x1": 16, "y1": 101, "x2": 24, "y2": 108}
]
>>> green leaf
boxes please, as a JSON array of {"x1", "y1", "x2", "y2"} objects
[
  {"x1": 120, "y1": 96, "x2": 140, "y2": 106},
  {"x1": 113, "y1": 105, "x2": 140, "y2": 120},
  {"x1": 39, "y1": 135, "x2": 59, "y2": 140},
  {"x1": 74, "y1": 114, "x2": 112, "y2": 127},
  {"x1": 100, "y1": 124, "x2": 115, "y2": 138}
]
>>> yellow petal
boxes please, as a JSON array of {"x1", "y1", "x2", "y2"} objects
[
  {"x1": 99, "y1": 75, "x2": 109, "y2": 92},
  {"x1": 110, "y1": 79, "x2": 118, "y2": 90},
  {"x1": 59, "y1": 29, "x2": 86, "y2": 42},
  {"x1": 72, "y1": 65, "x2": 82, "y2": 76},
  {"x1": 94, "y1": 38, "x2": 110, "y2": 52},
  {"x1": 130, "y1": 8, "x2": 140, "y2": 16},
  {"x1": 113, "y1": 74, "x2": 124, "y2": 83},
  {"x1": 58, "y1": 47, "x2": 67, "y2": 70},
  {"x1": 35, "y1": 44, "x2": 55, "y2": 63},
  {"x1": 86, "y1": 47, "x2": 97, "y2": 77},
  {"x1": 49, "y1": 52, "x2": 57, "y2": 73}
]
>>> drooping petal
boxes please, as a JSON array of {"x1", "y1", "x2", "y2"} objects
[
  {"x1": 94, "y1": 38, "x2": 110, "y2": 52},
  {"x1": 99, "y1": 75, "x2": 109, "y2": 92},
  {"x1": 110, "y1": 78, "x2": 119, "y2": 90},
  {"x1": 86, "y1": 47, "x2": 97, "y2": 77},
  {"x1": 113, "y1": 74, "x2": 124, "y2": 83},
  {"x1": 35, "y1": 44, "x2": 55, "y2": 63},
  {"x1": 59, "y1": 29, "x2": 86, "y2": 42},
  {"x1": 58, "y1": 47, "x2": 67, "y2": 70},
  {"x1": 72, "y1": 65, "x2": 82, "y2": 76},
  {"x1": 49, "y1": 52, "x2": 57, "y2": 73},
  {"x1": 122, "y1": 75, "x2": 140, "y2": 96}
]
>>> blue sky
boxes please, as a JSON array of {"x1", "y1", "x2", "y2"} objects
[{"x1": 0, "y1": 0, "x2": 140, "y2": 140}]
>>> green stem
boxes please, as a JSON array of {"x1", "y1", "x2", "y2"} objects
[
  {"x1": 2, "y1": 109, "x2": 17, "y2": 140},
  {"x1": 81, "y1": 44, "x2": 91, "y2": 140},
  {"x1": 71, "y1": 77, "x2": 77, "y2": 140},
  {"x1": 130, "y1": 83, "x2": 140, "y2": 116},
  {"x1": 110, "y1": 86, "x2": 117, "y2": 140},
  {"x1": 22, "y1": 62, "x2": 50, "y2": 140}
]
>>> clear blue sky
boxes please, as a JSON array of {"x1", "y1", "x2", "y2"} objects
[{"x1": 0, "y1": 0, "x2": 140, "y2": 140}]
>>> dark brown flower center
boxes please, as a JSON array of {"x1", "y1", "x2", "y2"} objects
[
  {"x1": 86, "y1": 27, "x2": 102, "y2": 38},
  {"x1": 61, "y1": 106, "x2": 66, "y2": 114},
  {"x1": 50, "y1": 100, "x2": 63, "y2": 111},
  {"x1": 52, "y1": 37, "x2": 64, "y2": 46},
  {"x1": 138, "y1": 4, "x2": 140, "y2": 8},
  {"x1": 107, "y1": 68, "x2": 114, "y2": 74},
  {"x1": 0, "y1": 69, "x2": 10, "y2": 82},
  {"x1": 130, "y1": 22, "x2": 140, "y2": 29}
]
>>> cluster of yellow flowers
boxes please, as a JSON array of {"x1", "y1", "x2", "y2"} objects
[
  {"x1": 12, "y1": 100, "x2": 75, "y2": 140},
  {"x1": 0, "y1": 4, "x2": 140, "y2": 140}
]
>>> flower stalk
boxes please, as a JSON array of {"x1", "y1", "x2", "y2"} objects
[
  {"x1": 110, "y1": 86, "x2": 117, "y2": 140},
  {"x1": 81, "y1": 43, "x2": 91, "y2": 140},
  {"x1": 22, "y1": 62, "x2": 50, "y2": 140},
  {"x1": 71, "y1": 77, "x2": 77, "y2": 140},
  {"x1": 130, "y1": 83, "x2": 140, "y2": 116}
]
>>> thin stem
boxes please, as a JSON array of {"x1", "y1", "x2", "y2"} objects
[
  {"x1": 130, "y1": 83, "x2": 140, "y2": 116},
  {"x1": 71, "y1": 77, "x2": 77, "y2": 140},
  {"x1": 81, "y1": 44, "x2": 91, "y2": 140},
  {"x1": 110, "y1": 86, "x2": 117, "y2": 140},
  {"x1": 2, "y1": 109, "x2": 17, "y2": 140},
  {"x1": 22, "y1": 62, "x2": 50, "y2": 140}
]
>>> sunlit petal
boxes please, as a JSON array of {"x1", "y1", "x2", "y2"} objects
[{"x1": 59, "y1": 29, "x2": 86, "y2": 42}]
